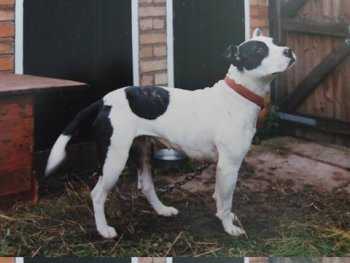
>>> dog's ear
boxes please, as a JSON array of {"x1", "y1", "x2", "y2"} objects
[
  {"x1": 253, "y1": 28, "x2": 263, "y2": 37},
  {"x1": 224, "y1": 44, "x2": 242, "y2": 69},
  {"x1": 224, "y1": 44, "x2": 239, "y2": 61}
]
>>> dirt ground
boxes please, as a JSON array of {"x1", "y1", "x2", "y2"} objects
[{"x1": 1, "y1": 137, "x2": 349, "y2": 257}]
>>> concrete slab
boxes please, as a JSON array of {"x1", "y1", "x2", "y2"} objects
[{"x1": 245, "y1": 137, "x2": 350, "y2": 194}]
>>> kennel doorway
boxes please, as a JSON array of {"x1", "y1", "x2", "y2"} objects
[{"x1": 173, "y1": 0, "x2": 246, "y2": 90}]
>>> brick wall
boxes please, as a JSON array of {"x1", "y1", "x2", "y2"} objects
[
  {"x1": 138, "y1": 258, "x2": 166, "y2": 263},
  {"x1": 0, "y1": 258, "x2": 15, "y2": 263},
  {"x1": 250, "y1": 0, "x2": 269, "y2": 36},
  {"x1": 249, "y1": 258, "x2": 268, "y2": 263},
  {"x1": 139, "y1": 0, "x2": 168, "y2": 86},
  {"x1": 0, "y1": 0, "x2": 14, "y2": 73}
]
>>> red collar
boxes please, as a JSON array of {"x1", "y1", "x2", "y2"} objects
[{"x1": 224, "y1": 76, "x2": 265, "y2": 109}]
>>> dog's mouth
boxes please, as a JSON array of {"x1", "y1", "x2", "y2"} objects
[
  {"x1": 288, "y1": 57, "x2": 296, "y2": 67},
  {"x1": 270, "y1": 57, "x2": 297, "y2": 76}
]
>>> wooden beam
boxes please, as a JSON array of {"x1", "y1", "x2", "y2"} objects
[
  {"x1": 280, "y1": 40, "x2": 350, "y2": 112},
  {"x1": 278, "y1": 112, "x2": 350, "y2": 136},
  {"x1": 269, "y1": 0, "x2": 285, "y2": 103},
  {"x1": 282, "y1": 0, "x2": 308, "y2": 17},
  {"x1": 283, "y1": 19, "x2": 349, "y2": 38}
]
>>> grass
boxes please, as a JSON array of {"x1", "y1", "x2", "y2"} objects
[{"x1": 0, "y1": 166, "x2": 349, "y2": 257}]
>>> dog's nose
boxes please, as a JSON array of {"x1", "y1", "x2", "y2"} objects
[{"x1": 283, "y1": 48, "x2": 294, "y2": 58}]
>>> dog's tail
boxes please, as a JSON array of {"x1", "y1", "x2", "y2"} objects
[{"x1": 45, "y1": 100, "x2": 103, "y2": 176}]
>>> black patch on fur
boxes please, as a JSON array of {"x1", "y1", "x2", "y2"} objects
[
  {"x1": 63, "y1": 100, "x2": 103, "y2": 136},
  {"x1": 93, "y1": 104, "x2": 113, "y2": 169},
  {"x1": 125, "y1": 86, "x2": 170, "y2": 120},
  {"x1": 225, "y1": 41, "x2": 269, "y2": 71}
]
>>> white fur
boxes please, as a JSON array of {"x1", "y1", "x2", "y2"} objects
[{"x1": 45, "y1": 135, "x2": 71, "y2": 175}]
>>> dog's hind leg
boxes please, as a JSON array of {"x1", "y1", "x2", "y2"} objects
[{"x1": 135, "y1": 138, "x2": 178, "y2": 217}]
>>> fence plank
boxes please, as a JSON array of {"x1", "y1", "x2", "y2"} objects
[
  {"x1": 280, "y1": 39, "x2": 350, "y2": 112},
  {"x1": 283, "y1": 19, "x2": 349, "y2": 38},
  {"x1": 282, "y1": 0, "x2": 308, "y2": 17}
]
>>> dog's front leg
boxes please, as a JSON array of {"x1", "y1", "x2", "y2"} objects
[{"x1": 215, "y1": 152, "x2": 245, "y2": 237}]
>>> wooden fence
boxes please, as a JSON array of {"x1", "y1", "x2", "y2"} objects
[{"x1": 270, "y1": 0, "x2": 350, "y2": 146}]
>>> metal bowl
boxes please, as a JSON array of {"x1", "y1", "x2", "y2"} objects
[{"x1": 152, "y1": 149, "x2": 187, "y2": 169}]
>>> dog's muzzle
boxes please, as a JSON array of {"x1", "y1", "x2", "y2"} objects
[{"x1": 284, "y1": 48, "x2": 296, "y2": 67}]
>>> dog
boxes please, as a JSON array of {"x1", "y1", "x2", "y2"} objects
[{"x1": 45, "y1": 28, "x2": 296, "y2": 239}]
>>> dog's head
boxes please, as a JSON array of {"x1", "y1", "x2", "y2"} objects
[{"x1": 225, "y1": 28, "x2": 296, "y2": 78}]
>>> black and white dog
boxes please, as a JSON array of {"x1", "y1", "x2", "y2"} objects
[{"x1": 46, "y1": 29, "x2": 296, "y2": 239}]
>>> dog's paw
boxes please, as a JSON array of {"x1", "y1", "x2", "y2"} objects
[
  {"x1": 98, "y1": 225, "x2": 117, "y2": 239},
  {"x1": 223, "y1": 223, "x2": 245, "y2": 237},
  {"x1": 157, "y1": 206, "x2": 179, "y2": 217}
]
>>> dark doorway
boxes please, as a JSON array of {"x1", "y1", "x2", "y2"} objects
[
  {"x1": 173, "y1": 0, "x2": 245, "y2": 90},
  {"x1": 23, "y1": 0, "x2": 133, "y2": 150}
]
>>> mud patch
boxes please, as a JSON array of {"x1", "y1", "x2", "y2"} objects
[{"x1": 1, "y1": 137, "x2": 349, "y2": 256}]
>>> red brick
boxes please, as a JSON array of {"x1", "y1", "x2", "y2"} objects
[
  {"x1": 251, "y1": 6, "x2": 268, "y2": 19},
  {"x1": 154, "y1": 45, "x2": 166, "y2": 57},
  {"x1": 153, "y1": 258, "x2": 166, "y2": 263},
  {"x1": 0, "y1": 0, "x2": 14, "y2": 5},
  {"x1": 0, "y1": 258, "x2": 15, "y2": 263},
  {"x1": 0, "y1": 54, "x2": 13, "y2": 71},
  {"x1": 0, "y1": 38, "x2": 13, "y2": 54},
  {"x1": 250, "y1": 0, "x2": 268, "y2": 6},
  {"x1": 139, "y1": 0, "x2": 152, "y2": 4},
  {"x1": 250, "y1": 0, "x2": 269, "y2": 35},
  {"x1": 0, "y1": 22, "x2": 14, "y2": 37},
  {"x1": 153, "y1": 18, "x2": 165, "y2": 29},
  {"x1": 140, "y1": 32, "x2": 166, "y2": 44},
  {"x1": 140, "y1": 59, "x2": 167, "y2": 72},
  {"x1": 140, "y1": 18, "x2": 153, "y2": 31},
  {"x1": 138, "y1": 258, "x2": 153, "y2": 263},
  {"x1": 139, "y1": 6, "x2": 166, "y2": 17},
  {"x1": 140, "y1": 46, "x2": 153, "y2": 58},
  {"x1": 0, "y1": 8, "x2": 14, "y2": 21},
  {"x1": 141, "y1": 74, "x2": 154, "y2": 85},
  {"x1": 251, "y1": 17, "x2": 268, "y2": 28},
  {"x1": 155, "y1": 72, "x2": 167, "y2": 85},
  {"x1": 249, "y1": 258, "x2": 268, "y2": 263},
  {"x1": 0, "y1": 95, "x2": 33, "y2": 196}
]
